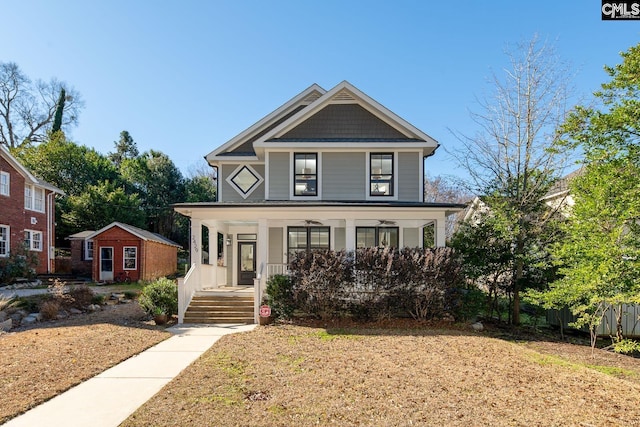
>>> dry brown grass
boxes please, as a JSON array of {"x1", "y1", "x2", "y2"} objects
[
  {"x1": 0, "y1": 302, "x2": 171, "y2": 423},
  {"x1": 122, "y1": 322, "x2": 640, "y2": 427}
]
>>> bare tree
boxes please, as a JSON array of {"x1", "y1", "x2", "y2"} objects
[
  {"x1": 0, "y1": 62, "x2": 83, "y2": 147},
  {"x1": 424, "y1": 174, "x2": 471, "y2": 239},
  {"x1": 449, "y1": 35, "x2": 575, "y2": 325}
]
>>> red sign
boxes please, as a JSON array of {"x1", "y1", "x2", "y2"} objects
[{"x1": 259, "y1": 305, "x2": 271, "y2": 317}]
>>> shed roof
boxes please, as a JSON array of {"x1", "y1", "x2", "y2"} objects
[{"x1": 87, "y1": 222, "x2": 182, "y2": 248}]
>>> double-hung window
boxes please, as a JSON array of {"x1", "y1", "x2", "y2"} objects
[
  {"x1": 294, "y1": 153, "x2": 317, "y2": 196},
  {"x1": 84, "y1": 240, "x2": 94, "y2": 260},
  {"x1": 24, "y1": 185, "x2": 45, "y2": 212},
  {"x1": 356, "y1": 227, "x2": 399, "y2": 248},
  {"x1": 124, "y1": 247, "x2": 137, "y2": 270},
  {"x1": 370, "y1": 153, "x2": 394, "y2": 196},
  {"x1": 0, "y1": 225, "x2": 9, "y2": 257},
  {"x1": 0, "y1": 171, "x2": 9, "y2": 196},
  {"x1": 24, "y1": 230, "x2": 43, "y2": 251},
  {"x1": 287, "y1": 226, "x2": 330, "y2": 261}
]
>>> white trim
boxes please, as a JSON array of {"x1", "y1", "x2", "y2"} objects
[
  {"x1": 123, "y1": 246, "x2": 138, "y2": 270},
  {"x1": 24, "y1": 229, "x2": 43, "y2": 252},
  {"x1": 225, "y1": 164, "x2": 264, "y2": 199},
  {"x1": 0, "y1": 224, "x2": 9, "y2": 257},
  {"x1": 24, "y1": 184, "x2": 45, "y2": 213},
  {"x1": 0, "y1": 171, "x2": 9, "y2": 196},
  {"x1": 264, "y1": 151, "x2": 270, "y2": 199},
  {"x1": 206, "y1": 84, "x2": 326, "y2": 161},
  {"x1": 365, "y1": 151, "x2": 398, "y2": 201},
  {"x1": 100, "y1": 246, "x2": 114, "y2": 281},
  {"x1": 289, "y1": 152, "x2": 321, "y2": 200}
]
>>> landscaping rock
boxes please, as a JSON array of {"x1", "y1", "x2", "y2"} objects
[
  {"x1": 69, "y1": 308, "x2": 83, "y2": 315},
  {"x1": 22, "y1": 314, "x2": 41, "y2": 325},
  {"x1": 87, "y1": 304, "x2": 102, "y2": 312},
  {"x1": 471, "y1": 321, "x2": 484, "y2": 332},
  {"x1": 0, "y1": 318, "x2": 12, "y2": 331}
]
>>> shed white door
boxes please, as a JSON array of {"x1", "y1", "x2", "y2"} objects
[{"x1": 100, "y1": 247, "x2": 114, "y2": 281}]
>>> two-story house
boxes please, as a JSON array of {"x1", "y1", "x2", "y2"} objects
[
  {"x1": 174, "y1": 81, "x2": 465, "y2": 322},
  {"x1": 0, "y1": 145, "x2": 64, "y2": 276}
]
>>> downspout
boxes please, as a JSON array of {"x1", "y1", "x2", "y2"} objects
[{"x1": 47, "y1": 192, "x2": 53, "y2": 273}]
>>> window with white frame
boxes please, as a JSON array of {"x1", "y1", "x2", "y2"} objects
[
  {"x1": 123, "y1": 247, "x2": 137, "y2": 270},
  {"x1": 369, "y1": 153, "x2": 394, "y2": 196},
  {"x1": 85, "y1": 240, "x2": 94, "y2": 260},
  {"x1": 0, "y1": 225, "x2": 9, "y2": 257},
  {"x1": 24, "y1": 185, "x2": 45, "y2": 212},
  {"x1": 0, "y1": 171, "x2": 9, "y2": 196},
  {"x1": 24, "y1": 230, "x2": 43, "y2": 251},
  {"x1": 294, "y1": 153, "x2": 317, "y2": 196}
]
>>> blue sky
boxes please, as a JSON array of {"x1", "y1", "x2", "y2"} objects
[{"x1": 2, "y1": 1, "x2": 639, "y2": 178}]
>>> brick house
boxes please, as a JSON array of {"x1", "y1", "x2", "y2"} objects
[
  {"x1": 86, "y1": 222, "x2": 181, "y2": 282},
  {"x1": 0, "y1": 145, "x2": 64, "y2": 275},
  {"x1": 66, "y1": 230, "x2": 95, "y2": 277}
]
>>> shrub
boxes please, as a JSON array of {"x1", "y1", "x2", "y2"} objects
[
  {"x1": 0, "y1": 245, "x2": 39, "y2": 284},
  {"x1": 138, "y1": 277, "x2": 178, "y2": 316},
  {"x1": 265, "y1": 274, "x2": 295, "y2": 319},
  {"x1": 40, "y1": 300, "x2": 60, "y2": 320},
  {"x1": 66, "y1": 285, "x2": 95, "y2": 309}
]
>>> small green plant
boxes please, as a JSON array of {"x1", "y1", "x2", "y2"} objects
[
  {"x1": 138, "y1": 277, "x2": 178, "y2": 316},
  {"x1": 612, "y1": 338, "x2": 640, "y2": 355},
  {"x1": 265, "y1": 274, "x2": 295, "y2": 319},
  {"x1": 91, "y1": 294, "x2": 105, "y2": 305},
  {"x1": 0, "y1": 244, "x2": 39, "y2": 284},
  {"x1": 0, "y1": 295, "x2": 17, "y2": 312}
]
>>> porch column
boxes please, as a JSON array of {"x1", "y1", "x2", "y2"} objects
[
  {"x1": 435, "y1": 217, "x2": 446, "y2": 247},
  {"x1": 257, "y1": 218, "x2": 268, "y2": 285},
  {"x1": 345, "y1": 219, "x2": 356, "y2": 251},
  {"x1": 190, "y1": 218, "x2": 203, "y2": 289},
  {"x1": 208, "y1": 225, "x2": 218, "y2": 287}
]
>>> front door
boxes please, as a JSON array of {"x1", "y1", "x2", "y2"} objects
[
  {"x1": 238, "y1": 242, "x2": 256, "y2": 285},
  {"x1": 100, "y1": 247, "x2": 114, "y2": 281}
]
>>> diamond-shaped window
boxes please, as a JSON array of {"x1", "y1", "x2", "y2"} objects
[{"x1": 228, "y1": 165, "x2": 262, "y2": 197}]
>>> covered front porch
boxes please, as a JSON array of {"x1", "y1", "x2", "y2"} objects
[{"x1": 175, "y1": 202, "x2": 462, "y2": 323}]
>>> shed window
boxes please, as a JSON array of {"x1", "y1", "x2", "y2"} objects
[{"x1": 123, "y1": 247, "x2": 137, "y2": 270}]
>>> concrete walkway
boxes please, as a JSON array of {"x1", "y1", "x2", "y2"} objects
[{"x1": 3, "y1": 323, "x2": 256, "y2": 427}]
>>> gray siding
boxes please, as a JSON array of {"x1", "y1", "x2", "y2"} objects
[
  {"x1": 403, "y1": 228, "x2": 419, "y2": 248},
  {"x1": 398, "y1": 152, "x2": 421, "y2": 202},
  {"x1": 334, "y1": 227, "x2": 345, "y2": 250},
  {"x1": 278, "y1": 104, "x2": 408, "y2": 140},
  {"x1": 221, "y1": 164, "x2": 265, "y2": 202},
  {"x1": 268, "y1": 153, "x2": 289, "y2": 200},
  {"x1": 268, "y1": 227, "x2": 283, "y2": 264},
  {"x1": 322, "y1": 152, "x2": 365, "y2": 200}
]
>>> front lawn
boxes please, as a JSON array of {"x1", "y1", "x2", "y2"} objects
[{"x1": 122, "y1": 322, "x2": 640, "y2": 426}]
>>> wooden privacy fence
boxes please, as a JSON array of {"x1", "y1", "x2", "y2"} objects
[{"x1": 547, "y1": 304, "x2": 640, "y2": 338}]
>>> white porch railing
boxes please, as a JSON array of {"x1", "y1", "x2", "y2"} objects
[
  {"x1": 253, "y1": 262, "x2": 265, "y2": 323},
  {"x1": 267, "y1": 263, "x2": 288, "y2": 278},
  {"x1": 178, "y1": 263, "x2": 197, "y2": 323}
]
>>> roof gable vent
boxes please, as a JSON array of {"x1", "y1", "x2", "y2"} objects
[
  {"x1": 331, "y1": 89, "x2": 356, "y2": 102},
  {"x1": 303, "y1": 92, "x2": 322, "y2": 104}
]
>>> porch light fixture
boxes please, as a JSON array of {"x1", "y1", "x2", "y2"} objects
[{"x1": 226, "y1": 235, "x2": 232, "y2": 246}]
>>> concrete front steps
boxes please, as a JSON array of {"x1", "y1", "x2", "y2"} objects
[{"x1": 183, "y1": 295, "x2": 255, "y2": 324}]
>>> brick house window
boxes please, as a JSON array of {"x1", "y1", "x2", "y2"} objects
[
  {"x1": 24, "y1": 185, "x2": 45, "y2": 212},
  {"x1": 123, "y1": 247, "x2": 137, "y2": 270},
  {"x1": 0, "y1": 171, "x2": 9, "y2": 196},
  {"x1": 24, "y1": 230, "x2": 43, "y2": 251},
  {"x1": 0, "y1": 225, "x2": 9, "y2": 257},
  {"x1": 84, "y1": 240, "x2": 94, "y2": 260}
]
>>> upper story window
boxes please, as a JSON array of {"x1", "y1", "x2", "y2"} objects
[
  {"x1": 294, "y1": 153, "x2": 317, "y2": 196},
  {"x1": 0, "y1": 225, "x2": 9, "y2": 257},
  {"x1": 226, "y1": 165, "x2": 263, "y2": 199},
  {"x1": 25, "y1": 185, "x2": 45, "y2": 212},
  {"x1": 356, "y1": 227, "x2": 399, "y2": 248},
  {"x1": 0, "y1": 171, "x2": 9, "y2": 196},
  {"x1": 370, "y1": 153, "x2": 394, "y2": 196},
  {"x1": 24, "y1": 229, "x2": 42, "y2": 251}
]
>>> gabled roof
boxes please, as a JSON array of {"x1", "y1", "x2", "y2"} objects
[
  {"x1": 206, "y1": 81, "x2": 439, "y2": 162},
  {"x1": 206, "y1": 84, "x2": 326, "y2": 162},
  {"x1": 66, "y1": 230, "x2": 95, "y2": 240},
  {"x1": 87, "y1": 222, "x2": 181, "y2": 248},
  {"x1": 0, "y1": 145, "x2": 64, "y2": 194}
]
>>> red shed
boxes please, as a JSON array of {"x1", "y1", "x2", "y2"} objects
[{"x1": 87, "y1": 222, "x2": 181, "y2": 282}]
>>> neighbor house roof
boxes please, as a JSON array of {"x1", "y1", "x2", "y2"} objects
[
  {"x1": 0, "y1": 144, "x2": 65, "y2": 194},
  {"x1": 66, "y1": 230, "x2": 95, "y2": 240},
  {"x1": 87, "y1": 222, "x2": 182, "y2": 248}
]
